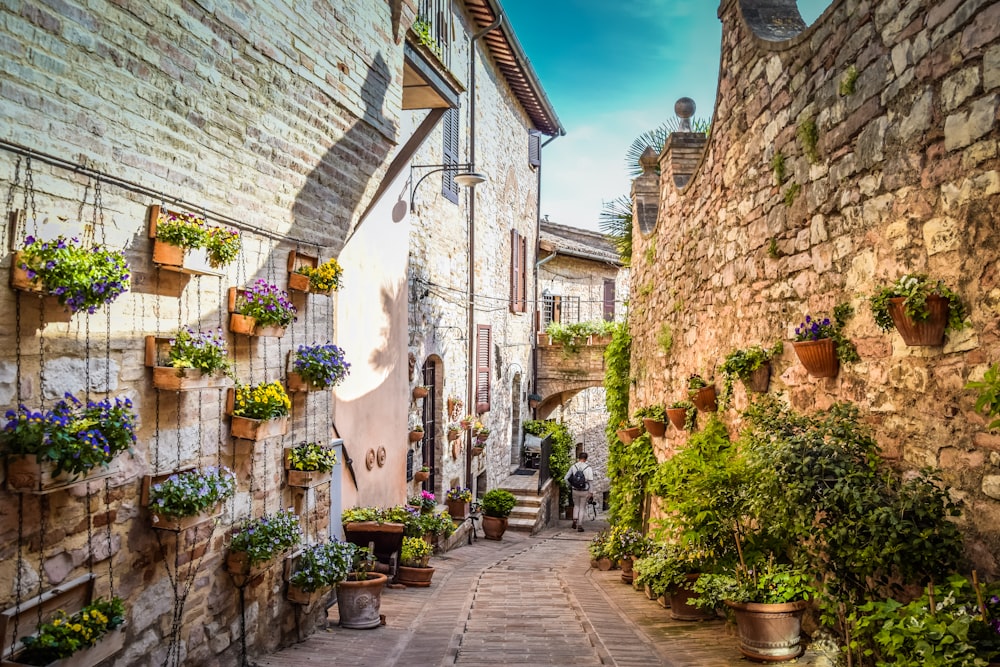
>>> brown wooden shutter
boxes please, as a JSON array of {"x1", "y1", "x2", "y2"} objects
[
  {"x1": 442, "y1": 107, "x2": 459, "y2": 203},
  {"x1": 603, "y1": 279, "x2": 616, "y2": 321},
  {"x1": 509, "y1": 229, "x2": 519, "y2": 313},
  {"x1": 518, "y1": 232, "x2": 527, "y2": 312},
  {"x1": 476, "y1": 324, "x2": 491, "y2": 413}
]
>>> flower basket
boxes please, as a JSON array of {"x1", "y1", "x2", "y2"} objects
[
  {"x1": 144, "y1": 336, "x2": 231, "y2": 391},
  {"x1": 5, "y1": 455, "x2": 119, "y2": 495},
  {"x1": 641, "y1": 418, "x2": 667, "y2": 437},
  {"x1": 148, "y1": 504, "x2": 222, "y2": 532},
  {"x1": 9, "y1": 252, "x2": 44, "y2": 295},
  {"x1": 447, "y1": 429, "x2": 460, "y2": 442},
  {"x1": 285, "y1": 371, "x2": 318, "y2": 393},
  {"x1": 617, "y1": 426, "x2": 641, "y2": 444},
  {"x1": 225, "y1": 549, "x2": 286, "y2": 585},
  {"x1": 691, "y1": 386, "x2": 718, "y2": 412},
  {"x1": 148, "y1": 204, "x2": 236, "y2": 277},
  {"x1": 286, "y1": 250, "x2": 340, "y2": 295},
  {"x1": 285, "y1": 582, "x2": 332, "y2": 607},
  {"x1": 3, "y1": 623, "x2": 126, "y2": 667},
  {"x1": 887, "y1": 295, "x2": 949, "y2": 346},
  {"x1": 792, "y1": 338, "x2": 839, "y2": 378},
  {"x1": 228, "y1": 286, "x2": 292, "y2": 338},
  {"x1": 408, "y1": 430, "x2": 424, "y2": 443}
]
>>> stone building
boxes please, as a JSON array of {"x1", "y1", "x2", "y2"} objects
[
  {"x1": 534, "y1": 219, "x2": 628, "y2": 505},
  {"x1": 630, "y1": 0, "x2": 1000, "y2": 574},
  {"x1": 0, "y1": 0, "x2": 559, "y2": 664}
]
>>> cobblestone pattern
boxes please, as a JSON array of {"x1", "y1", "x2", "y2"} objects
[{"x1": 630, "y1": 0, "x2": 1000, "y2": 574}]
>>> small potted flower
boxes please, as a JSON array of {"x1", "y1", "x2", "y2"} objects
[
  {"x1": 870, "y1": 273, "x2": 967, "y2": 346},
  {"x1": 791, "y1": 305, "x2": 858, "y2": 378},
  {"x1": 446, "y1": 423, "x2": 461, "y2": 441},
  {"x1": 226, "y1": 508, "x2": 301, "y2": 584},
  {"x1": 719, "y1": 342, "x2": 783, "y2": 405},
  {"x1": 396, "y1": 536, "x2": 435, "y2": 587},
  {"x1": 2, "y1": 393, "x2": 137, "y2": 492},
  {"x1": 13, "y1": 596, "x2": 127, "y2": 666},
  {"x1": 615, "y1": 419, "x2": 643, "y2": 444},
  {"x1": 460, "y1": 414, "x2": 475, "y2": 430},
  {"x1": 407, "y1": 489, "x2": 436, "y2": 515},
  {"x1": 588, "y1": 530, "x2": 614, "y2": 570},
  {"x1": 13, "y1": 235, "x2": 130, "y2": 314},
  {"x1": 413, "y1": 465, "x2": 430, "y2": 483},
  {"x1": 604, "y1": 525, "x2": 653, "y2": 585},
  {"x1": 473, "y1": 422, "x2": 490, "y2": 443},
  {"x1": 633, "y1": 404, "x2": 667, "y2": 437},
  {"x1": 409, "y1": 422, "x2": 424, "y2": 443},
  {"x1": 146, "y1": 328, "x2": 232, "y2": 391},
  {"x1": 286, "y1": 538, "x2": 356, "y2": 606},
  {"x1": 445, "y1": 486, "x2": 473, "y2": 519},
  {"x1": 150, "y1": 205, "x2": 240, "y2": 274},
  {"x1": 688, "y1": 374, "x2": 718, "y2": 412},
  {"x1": 666, "y1": 400, "x2": 696, "y2": 432},
  {"x1": 145, "y1": 466, "x2": 236, "y2": 531},
  {"x1": 284, "y1": 441, "x2": 338, "y2": 488},
  {"x1": 480, "y1": 488, "x2": 516, "y2": 540},
  {"x1": 288, "y1": 254, "x2": 343, "y2": 295},
  {"x1": 287, "y1": 342, "x2": 350, "y2": 391},
  {"x1": 229, "y1": 280, "x2": 297, "y2": 337},
  {"x1": 228, "y1": 381, "x2": 291, "y2": 441},
  {"x1": 412, "y1": 384, "x2": 430, "y2": 400}
]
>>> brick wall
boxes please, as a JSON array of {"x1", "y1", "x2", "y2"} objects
[{"x1": 631, "y1": 0, "x2": 1000, "y2": 574}]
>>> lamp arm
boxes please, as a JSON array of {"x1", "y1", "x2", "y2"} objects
[{"x1": 409, "y1": 163, "x2": 476, "y2": 212}]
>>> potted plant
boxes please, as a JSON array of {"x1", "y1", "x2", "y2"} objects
[
  {"x1": 719, "y1": 342, "x2": 783, "y2": 405},
  {"x1": 409, "y1": 423, "x2": 424, "y2": 443},
  {"x1": 588, "y1": 530, "x2": 614, "y2": 571},
  {"x1": 286, "y1": 538, "x2": 356, "y2": 606},
  {"x1": 407, "y1": 490, "x2": 437, "y2": 515},
  {"x1": 395, "y1": 536, "x2": 435, "y2": 587},
  {"x1": 480, "y1": 488, "x2": 516, "y2": 540},
  {"x1": 288, "y1": 254, "x2": 343, "y2": 295},
  {"x1": 2, "y1": 394, "x2": 137, "y2": 492},
  {"x1": 228, "y1": 381, "x2": 291, "y2": 441},
  {"x1": 632, "y1": 542, "x2": 716, "y2": 618},
  {"x1": 229, "y1": 280, "x2": 297, "y2": 337},
  {"x1": 633, "y1": 404, "x2": 667, "y2": 437},
  {"x1": 605, "y1": 524, "x2": 652, "y2": 584},
  {"x1": 149, "y1": 206, "x2": 240, "y2": 274},
  {"x1": 693, "y1": 559, "x2": 816, "y2": 661},
  {"x1": 445, "y1": 486, "x2": 473, "y2": 520},
  {"x1": 404, "y1": 510, "x2": 456, "y2": 545},
  {"x1": 473, "y1": 422, "x2": 490, "y2": 443},
  {"x1": 460, "y1": 414, "x2": 475, "y2": 430},
  {"x1": 446, "y1": 423, "x2": 461, "y2": 442},
  {"x1": 284, "y1": 441, "x2": 337, "y2": 488},
  {"x1": 665, "y1": 400, "x2": 695, "y2": 432},
  {"x1": 446, "y1": 395, "x2": 464, "y2": 420},
  {"x1": 145, "y1": 466, "x2": 236, "y2": 531},
  {"x1": 226, "y1": 509, "x2": 301, "y2": 584},
  {"x1": 12, "y1": 596, "x2": 127, "y2": 667},
  {"x1": 12, "y1": 235, "x2": 130, "y2": 314},
  {"x1": 412, "y1": 384, "x2": 430, "y2": 400},
  {"x1": 336, "y1": 546, "x2": 387, "y2": 629},
  {"x1": 146, "y1": 328, "x2": 232, "y2": 391},
  {"x1": 688, "y1": 374, "x2": 718, "y2": 412},
  {"x1": 870, "y1": 273, "x2": 967, "y2": 346},
  {"x1": 287, "y1": 342, "x2": 350, "y2": 392},
  {"x1": 615, "y1": 419, "x2": 643, "y2": 444},
  {"x1": 413, "y1": 465, "x2": 430, "y2": 483},
  {"x1": 791, "y1": 305, "x2": 858, "y2": 378},
  {"x1": 527, "y1": 392, "x2": 542, "y2": 409}
]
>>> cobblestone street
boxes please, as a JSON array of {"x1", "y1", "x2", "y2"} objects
[{"x1": 258, "y1": 518, "x2": 829, "y2": 667}]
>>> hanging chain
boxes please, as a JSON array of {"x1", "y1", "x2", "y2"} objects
[
  {"x1": 104, "y1": 478, "x2": 114, "y2": 594},
  {"x1": 2, "y1": 155, "x2": 21, "y2": 251},
  {"x1": 24, "y1": 155, "x2": 37, "y2": 238},
  {"x1": 85, "y1": 483, "x2": 94, "y2": 576},
  {"x1": 10, "y1": 495, "x2": 24, "y2": 658},
  {"x1": 37, "y1": 495, "x2": 47, "y2": 628}
]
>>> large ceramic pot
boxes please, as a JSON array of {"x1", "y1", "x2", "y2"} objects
[
  {"x1": 336, "y1": 572, "x2": 388, "y2": 629},
  {"x1": 792, "y1": 338, "x2": 838, "y2": 378},
  {"x1": 669, "y1": 574, "x2": 716, "y2": 621},
  {"x1": 396, "y1": 565, "x2": 435, "y2": 587},
  {"x1": 726, "y1": 599, "x2": 808, "y2": 662},
  {"x1": 887, "y1": 295, "x2": 949, "y2": 346},
  {"x1": 481, "y1": 515, "x2": 508, "y2": 540}
]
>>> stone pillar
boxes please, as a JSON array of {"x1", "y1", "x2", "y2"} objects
[
  {"x1": 631, "y1": 146, "x2": 660, "y2": 236},
  {"x1": 662, "y1": 98, "x2": 708, "y2": 189}
]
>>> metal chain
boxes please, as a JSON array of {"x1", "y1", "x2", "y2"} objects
[
  {"x1": 84, "y1": 312, "x2": 92, "y2": 401},
  {"x1": 2, "y1": 155, "x2": 21, "y2": 252},
  {"x1": 94, "y1": 177, "x2": 104, "y2": 244},
  {"x1": 24, "y1": 155, "x2": 37, "y2": 237},
  {"x1": 15, "y1": 292, "x2": 22, "y2": 404},
  {"x1": 37, "y1": 495, "x2": 47, "y2": 628},
  {"x1": 38, "y1": 294, "x2": 46, "y2": 409},
  {"x1": 10, "y1": 495, "x2": 24, "y2": 657},
  {"x1": 104, "y1": 478, "x2": 114, "y2": 594},
  {"x1": 85, "y1": 483, "x2": 94, "y2": 576}
]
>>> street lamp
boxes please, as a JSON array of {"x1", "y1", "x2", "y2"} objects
[{"x1": 409, "y1": 163, "x2": 487, "y2": 212}]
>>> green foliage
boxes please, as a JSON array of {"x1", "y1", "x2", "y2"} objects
[
  {"x1": 341, "y1": 505, "x2": 412, "y2": 525},
  {"x1": 289, "y1": 539, "x2": 356, "y2": 592},
  {"x1": 783, "y1": 181, "x2": 801, "y2": 207},
  {"x1": 481, "y1": 489, "x2": 516, "y2": 518},
  {"x1": 587, "y1": 529, "x2": 612, "y2": 560},
  {"x1": 719, "y1": 342, "x2": 783, "y2": 407},
  {"x1": 771, "y1": 150, "x2": 786, "y2": 185},
  {"x1": 667, "y1": 399, "x2": 697, "y2": 432},
  {"x1": 230, "y1": 509, "x2": 301, "y2": 565},
  {"x1": 148, "y1": 466, "x2": 236, "y2": 519},
  {"x1": 287, "y1": 442, "x2": 338, "y2": 472},
  {"x1": 614, "y1": 431, "x2": 657, "y2": 530},
  {"x1": 522, "y1": 419, "x2": 549, "y2": 436},
  {"x1": 967, "y1": 362, "x2": 1000, "y2": 430},
  {"x1": 794, "y1": 306, "x2": 859, "y2": 363},
  {"x1": 167, "y1": 328, "x2": 231, "y2": 376},
  {"x1": 411, "y1": 17, "x2": 443, "y2": 59},
  {"x1": 599, "y1": 194, "x2": 633, "y2": 266},
  {"x1": 797, "y1": 117, "x2": 820, "y2": 163},
  {"x1": 545, "y1": 320, "x2": 615, "y2": 354},
  {"x1": 156, "y1": 211, "x2": 241, "y2": 267},
  {"x1": 839, "y1": 65, "x2": 859, "y2": 96},
  {"x1": 633, "y1": 403, "x2": 666, "y2": 422},
  {"x1": 656, "y1": 323, "x2": 673, "y2": 355},
  {"x1": 693, "y1": 560, "x2": 816, "y2": 609},
  {"x1": 767, "y1": 237, "x2": 780, "y2": 258},
  {"x1": 400, "y1": 536, "x2": 434, "y2": 567},
  {"x1": 523, "y1": 419, "x2": 574, "y2": 505},
  {"x1": 849, "y1": 574, "x2": 1000, "y2": 667},
  {"x1": 19, "y1": 597, "x2": 126, "y2": 664},
  {"x1": 644, "y1": 244, "x2": 656, "y2": 264},
  {"x1": 638, "y1": 282, "x2": 653, "y2": 297},
  {"x1": 634, "y1": 543, "x2": 705, "y2": 598},
  {"x1": 604, "y1": 524, "x2": 653, "y2": 561},
  {"x1": 19, "y1": 235, "x2": 130, "y2": 313},
  {"x1": 405, "y1": 510, "x2": 456, "y2": 539},
  {"x1": 870, "y1": 273, "x2": 968, "y2": 335}
]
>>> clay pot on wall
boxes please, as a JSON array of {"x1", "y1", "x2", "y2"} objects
[
  {"x1": 887, "y1": 295, "x2": 949, "y2": 346},
  {"x1": 792, "y1": 339, "x2": 838, "y2": 378}
]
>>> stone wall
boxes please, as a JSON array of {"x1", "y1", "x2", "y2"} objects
[
  {"x1": 631, "y1": 0, "x2": 1000, "y2": 574},
  {"x1": 0, "y1": 1, "x2": 408, "y2": 664}
]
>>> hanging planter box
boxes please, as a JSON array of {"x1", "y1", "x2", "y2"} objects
[
  {"x1": 2, "y1": 625, "x2": 126, "y2": 667},
  {"x1": 285, "y1": 351, "x2": 326, "y2": 393},
  {"x1": 744, "y1": 363, "x2": 771, "y2": 394},
  {"x1": 5, "y1": 455, "x2": 119, "y2": 495},
  {"x1": 225, "y1": 549, "x2": 286, "y2": 586},
  {"x1": 9, "y1": 252, "x2": 44, "y2": 295},
  {"x1": 227, "y1": 288, "x2": 287, "y2": 338},
  {"x1": 286, "y1": 250, "x2": 330, "y2": 296},
  {"x1": 140, "y1": 471, "x2": 223, "y2": 532},
  {"x1": 145, "y1": 336, "x2": 231, "y2": 391},
  {"x1": 148, "y1": 205, "x2": 226, "y2": 277},
  {"x1": 226, "y1": 388, "x2": 289, "y2": 441},
  {"x1": 283, "y1": 449, "x2": 332, "y2": 489},
  {"x1": 283, "y1": 550, "x2": 335, "y2": 606}
]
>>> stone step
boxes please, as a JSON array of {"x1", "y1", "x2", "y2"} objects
[
  {"x1": 506, "y1": 516, "x2": 537, "y2": 532},
  {"x1": 510, "y1": 496, "x2": 542, "y2": 508}
]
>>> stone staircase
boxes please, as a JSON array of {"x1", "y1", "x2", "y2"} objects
[{"x1": 498, "y1": 472, "x2": 553, "y2": 534}]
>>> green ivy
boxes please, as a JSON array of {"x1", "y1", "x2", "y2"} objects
[
  {"x1": 770, "y1": 150, "x2": 786, "y2": 185},
  {"x1": 967, "y1": 362, "x2": 1000, "y2": 430},
  {"x1": 839, "y1": 65, "x2": 859, "y2": 96},
  {"x1": 797, "y1": 117, "x2": 820, "y2": 163},
  {"x1": 603, "y1": 321, "x2": 644, "y2": 527},
  {"x1": 523, "y1": 419, "x2": 574, "y2": 507}
]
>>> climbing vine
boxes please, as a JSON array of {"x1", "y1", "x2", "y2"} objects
[{"x1": 604, "y1": 320, "x2": 648, "y2": 528}]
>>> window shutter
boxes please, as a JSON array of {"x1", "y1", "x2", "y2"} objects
[
  {"x1": 442, "y1": 107, "x2": 459, "y2": 203},
  {"x1": 509, "y1": 229, "x2": 519, "y2": 313},
  {"x1": 476, "y1": 324, "x2": 491, "y2": 413},
  {"x1": 518, "y1": 232, "x2": 527, "y2": 312},
  {"x1": 603, "y1": 279, "x2": 616, "y2": 321},
  {"x1": 528, "y1": 131, "x2": 541, "y2": 168}
]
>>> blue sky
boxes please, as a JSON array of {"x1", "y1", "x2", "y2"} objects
[{"x1": 499, "y1": 1, "x2": 833, "y2": 231}]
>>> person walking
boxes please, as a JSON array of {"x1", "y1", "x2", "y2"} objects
[{"x1": 564, "y1": 451, "x2": 594, "y2": 532}]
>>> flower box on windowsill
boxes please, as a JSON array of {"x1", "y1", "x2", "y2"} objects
[
  {"x1": 140, "y1": 472, "x2": 223, "y2": 532},
  {"x1": 148, "y1": 205, "x2": 226, "y2": 277},
  {"x1": 286, "y1": 250, "x2": 331, "y2": 296},
  {"x1": 228, "y1": 288, "x2": 287, "y2": 338},
  {"x1": 226, "y1": 388, "x2": 289, "y2": 441},
  {"x1": 5, "y1": 455, "x2": 119, "y2": 495},
  {"x1": 144, "y1": 336, "x2": 231, "y2": 391}
]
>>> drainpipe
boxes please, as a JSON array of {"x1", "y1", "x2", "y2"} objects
[
  {"x1": 467, "y1": 14, "x2": 503, "y2": 490},
  {"x1": 531, "y1": 135, "x2": 560, "y2": 417}
]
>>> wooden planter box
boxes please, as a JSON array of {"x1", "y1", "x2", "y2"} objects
[
  {"x1": 226, "y1": 549, "x2": 285, "y2": 586},
  {"x1": 286, "y1": 582, "x2": 332, "y2": 606},
  {"x1": 5, "y1": 455, "x2": 118, "y2": 495},
  {"x1": 228, "y1": 288, "x2": 287, "y2": 338},
  {"x1": 148, "y1": 205, "x2": 227, "y2": 277},
  {"x1": 445, "y1": 499, "x2": 469, "y2": 520},
  {"x1": 2, "y1": 625, "x2": 126, "y2": 667},
  {"x1": 286, "y1": 250, "x2": 331, "y2": 296},
  {"x1": 283, "y1": 448, "x2": 334, "y2": 488},
  {"x1": 145, "y1": 337, "x2": 230, "y2": 391},
  {"x1": 227, "y1": 388, "x2": 288, "y2": 441},
  {"x1": 9, "y1": 252, "x2": 44, "y2": 295},
  {"x1": 140, "y1": 471, "x2": 223, "y2": 531}
]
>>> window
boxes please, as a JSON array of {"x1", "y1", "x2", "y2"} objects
[
  {"x1": 603, "y1": 279, "x2": 616, "y2": 321},
  {"x1": 417, "y1": 0, "x2": 452, "y2": 69},
  {"x1": 542, "y1": 294, "x2": 580, "y2": 326},
  {"x1": 442, "y1": 107, "x2": 460, "y2": 203},
  {"x1": 476, "y1": 324, "x2": 491, "y2": 413},
  {"x1": 509, "y1": 229, "x2": 527, "y2": 313}
]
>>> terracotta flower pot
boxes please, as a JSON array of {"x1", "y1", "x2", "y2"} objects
[
  {"x1": 620, "y1": 557, "x2": 634, "y2": 584},
  {"x1": 481, "y1": 516, "x2": 507, "y2": 540},
  {"x1": 887, "y1": 295, "x2": 949, "y2": 346},
  {"x1": 396, "y1": 565, "x2": 435, "y2": 587},
  {"x1": 792, "y1": 338, "x2": 839, "y2": 378},
  {"x1": 596, "y1": 558, "x2": 613, "y2": 571},
  {"x1": 744, "y1": 363, "x2": 771, "y2": 394},
  {"x1": 336, "y1": 572, "x2": 387, "y2": 629},
  {"x1": 470, "y1": 445, "x2": 484, "y2": 456},
  {"x1": 641, "y1": 418, "x2": 667, "y2": 437},
  {"x1": 726, "y1": 599, "x2": 808, "y2": 662},
  {"x1": 413, "y1": 470, "x2": 430, "y2": 483},
  {"x1": 447, "y1": 429, "x2": 460, "y2": 442},
  {"x1": 691, "y1": 386, "x2": 718, "y2": 412},
  {"x1": 669, "y1": 574, "x2": 717, "y2": 621},
  {"x1": 666, "y1": 408, "x2": 688, "y2": 431},
  {"x1": 412, "y1": 386, "x2": 429, "y2": 399},
  {"x1": 408, "y1": 430, "x2": 424, "y2": 442},
  {"x1": 618, "y1": 426, "x2": 641, "y2": 444}
]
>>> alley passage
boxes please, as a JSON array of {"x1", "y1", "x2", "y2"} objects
[{"x1": 258, "y1": 523, "x2": 801, "y2": 667}]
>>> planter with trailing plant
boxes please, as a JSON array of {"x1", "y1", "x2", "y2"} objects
[
  {"x1": 407, "y1": 490, "x2": 436, "y2": 515},
  {"x1": 446, "y1": 423, "x2": 461, "y2": 442},
  {"x1": 149, "y1": 205, "x2": 240, "y2": 276},
  {"x1": 2, "y1": 394, "x2": 136, "y2": 494},
  {"x1": 688, "y1": 375, "x2": 718, "y2": 412},
  {"x1": 615, "y1": 420, "x2": 642, "y2": 444},
  {"x1": 145, "y1": 330, "x2": 232, "y2": 391},
  {"x1": 445, "y1": 487, "x2": 472, "y2": 520},
  {"x1": 412, "y1": 466, "x2": 430, "y2": 483},
  {"x1": 633, "y1": 404, "x2": 667, "y2": 437},
  {"x1": 395, "y1": 536, "x2": 435, "y2": 587},
  {"x1": 286, "y1": 343, "x2": 350, "y2": 392},
  {"x1": 143, "y1": 466, "x2": 236, "y2": 531},
  {"x1": 870, "y1": 274, "x2": 967, "y2": 346},
  {"x1": 665, "y1": 400, "x2": 695, "y2": 432},
  {"x1": 284, "y1": 442, "x2": 337, "y2": 488},
  {"x1": 287, "y1": 250, "x2": 343, "y2": 295},
  {"x1": 227, "y1": 382, "x2": 290, "y2": 441},
  {"x1": 481, "y1": 488, "x2": 516, "y2": 540},
  {"x1": 605, "y1": 525, "x2": 652, "y2": 585},
  {"x1": 719, "y1": 342, "x2": 782, "y2": 405},
  {"x1": 285, "y1": 538, "x2": 355, "y2": 607},
  {"x1": 228, "y1": 281, "x2": 297, "y2": 337},
  {"x1": 226, "y1": 509, "x2": 301, "y2": 586},
  {"x1": 790, "y1": 306, "x2": 858, "y2": 378},
  {"x1": 6, "y1": 596, "x2": 127, "y2": 667}
]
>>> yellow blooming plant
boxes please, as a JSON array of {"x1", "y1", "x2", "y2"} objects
[
  {"x1": 18, "y1": 597, "x2": 126, "y2": 663},
  {"x1": 287, "y1": 442, "x2": 338, "y2": 472},
  {"x1": 296, "y1": 257, "x2": 343, "y2": 292},
  {"x1": 232, "y1": 381, "x2": 290, "y2": 421}
]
